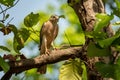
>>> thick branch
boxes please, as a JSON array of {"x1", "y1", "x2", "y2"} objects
[{"x1": 1, "y1": 47, "x2": 82, "y2": 79}]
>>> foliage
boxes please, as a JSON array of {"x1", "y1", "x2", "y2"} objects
[
  {"x1": 59, "y1": 58, "x2": 87, "y2": 80},
  {"x1": 87, "y1": 42, "x2": 110, "y2": 57},
  {"x1": 0, "y1": 0, "x2": 15, "y2": 7},
  {"x1": 0, "y1": 56, "x2": 10, "y2": 72},
  {"x1": 24, "y1": 12, "x2": 40, "y2": 27},
  {"x1": 0, "y1": 0, "x2": 120, "y2": 80}
]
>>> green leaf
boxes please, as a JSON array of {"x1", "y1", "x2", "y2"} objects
[
  {"x1": 114, "y1": 65, "x2": 120, "y2": 80},
  {"x1": 95, "y1": 62, "x2": 120, "y2": 80},
  {"x1": 0, "y1": 46, "x2": 10, "y2": 52},
  {"x1": 8, "y1": 24, "x2": 24, "y2": 53},
  {"x1": 0, "y1": 56, "x2": 10, "y2": 72},
  {"x1": 98, "y1": 30, "x2": 120, "y2": 48},
  {"x1": 64, "y1": 27, "x2": 85, "y2": 45},
  {"x1": 87, "y1": 42, "x2": 110, "y2": 57},
  {"x1": 8, "y1": 24, "x2": 18, "y2": 34},
  {"x1": 115, "y1": 57, "x2": 120, "y2": 80},
  {"x1": 0, "y1": 23, "x2": 5, "y2": 28},
  {"x1": 115, "y1": 0, "x2": 120, "y2": 9},
  {"x1": 19, "y1": 28, "x2": 30, "y2": 42},
  {"x1": 5, "y1": 14, "x2": 10, "y2": 20},
  {"x1": 98, "y1": 37, "x2": 116, "y2": 48},
  {"x1": 112, "y1": 36, "x2": 120, "y2": 46},
  {"x1": 116, "y1": 57, "x2": 120, "y2": 66},
  {"x1": 94, "y1": 13, "x2": 113, "y2": 32},
  {"x1": 81, "y1": 62, "x2": 87, "y2": 80},
  {"x1": 0, "y1": 0, "x2": 15, "y2": 7},
  {"x1": 59, "y1": 58, "x2": 87, "y2": 80},
  {"x1": 95, "y1": 62, "x2": 115, "y2": 78},
  {"x1": 24, "y1": 12, "x2": 40, "y2": 27}
]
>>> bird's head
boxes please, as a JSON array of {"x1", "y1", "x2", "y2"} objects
[
  {"x1": 49, "y1": 14, "x2": 65, "y2": 23},
  {"x1": 49, "y1": 15, "x2": 59, "y2": 23}
]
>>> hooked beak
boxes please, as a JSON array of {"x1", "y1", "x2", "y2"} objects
[{"x1": 59, "y1": 15, "x2": 65, "y2": 19}]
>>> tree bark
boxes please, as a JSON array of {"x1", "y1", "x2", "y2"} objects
[
  {"x1": 1, "y1": 47, "x2": 82, "y2": 80},
  {"x1": 67, "y1": 0, "x2": 114, "y2": 80}
]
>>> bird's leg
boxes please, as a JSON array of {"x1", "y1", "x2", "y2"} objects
[
  {"x1": 44, "y1": 37, "x2": 50, "y2": 54},
  {"x1": 51, "y1": 41, "x2": 57, "y2": 50}
]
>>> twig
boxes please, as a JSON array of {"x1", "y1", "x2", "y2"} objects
[
  {"x1": 0, "y1": 0, "x2": 20, "y2": 14},
  {"x1": 6, "y1": 17, "x2": 14, "y2": 25}
]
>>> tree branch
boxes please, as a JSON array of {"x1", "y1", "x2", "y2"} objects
[{"x1": 1, "y1": 47, "x2": 82, "y2": 80}]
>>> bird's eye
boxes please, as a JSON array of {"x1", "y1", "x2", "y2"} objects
[{"x1": 53, "y1": 16, "x2": 55, "y2": 18}]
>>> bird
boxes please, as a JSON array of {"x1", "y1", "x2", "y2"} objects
[{"x1": 37, "y1": 15, "x2": 61, "y2": 74}]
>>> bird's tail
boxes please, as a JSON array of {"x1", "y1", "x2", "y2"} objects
[{"x1": 37, "y1": 45, "x2": 47, "y2": 74}]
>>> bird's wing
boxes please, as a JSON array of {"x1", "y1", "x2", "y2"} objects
[
  {"x1": 54, "y1": 24, "x2": 59, "y2": 39},
  {"x1": 39, "y1": 23, "x2": 45, "y2": 50}
]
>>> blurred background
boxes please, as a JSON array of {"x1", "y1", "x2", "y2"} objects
[{"x1": 0, "y1": 0, "x2": 120, "y2": 80}]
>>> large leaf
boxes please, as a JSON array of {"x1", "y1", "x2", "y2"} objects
[
  {"x1": 115, "y1": 0, "x2": 120, "y2": 9},
  {"x1": 98, "y1": 30, "x2": 120, "y2": 48},
  {"x1": 114, "y1": 57, "x2": 120, "y2": 80},
  {"x1": 94, "y1": 13, "x2": 113, "y2": 32},
  {"x1": 95, "y1": 62, "x2": 115, "y2": 78},
  {"x1": 98, "y1": 36, "x2": 117, "y2": 48},
  {"x1": 59, "y1": 58, "x2": 87, "y2": 80},
  {"x1": 19, "y1": 28, "x2": 30, "y2": 42},
  {"x1": 24, "y1": 12, "x2": 40, "y2": 27},
  {"x1": 64, "y1": 27, "x2": 85, "y2": 45},
  {"x1": 87, "y1": 42, "x2": 110, "y2": 57},
  {"x1": 9, "y1": 24, "x2": 25, "y2": 53},
  {"x1": 0, "y1": 0, "x2": 15, "y2": 7},
  {"x1": 95, "y1": 62, "x2": 120, "y2": 80},
  {"x1": 0, "y1": 56, "x2": 10, "y2": 72},
  {"x1": 0, "y1": 46, "x2": 10, "y2": 52}
]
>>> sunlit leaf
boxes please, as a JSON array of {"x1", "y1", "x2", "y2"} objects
[
  {"x1": 115, "y1": 0, "x2": 120, "y2": 9},
  {"x1": 94, "y1": 13, "x2": 113, "y2": 32},
  {"x1": 87, "y1": 42, "x2": 110, "y2": 57},
  {"x1": 0, "y1": 0, "x2": 15, "y2": 7},
  {"x1": 59, "y1": 58, "x2": 87, "y2": 80},
  {"x1": 60, "y1": 4, "x2": 80, "y2": 25},
  {"x1": 81, "y1": 62, "x2": 87, "y2": 80},
  {"x1": 25, "y1": 68, "x2": 37, "y2": 76},
  {"x1": 24, "y1": 12, "x2": 40, "y2": 27},
  {"x1": 64, "y1": 27, "x2": 85, "y2": 45},
  {"x1": 0, "y1": 56, "x2": 10, "y2": 72},
  {"x1": 0, "y1": 46, "x2": 10, "y2": 52}
]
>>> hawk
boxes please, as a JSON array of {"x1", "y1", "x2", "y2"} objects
[{"x1": 38, "y1": 15, "x2": 60, "y2": 74}]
